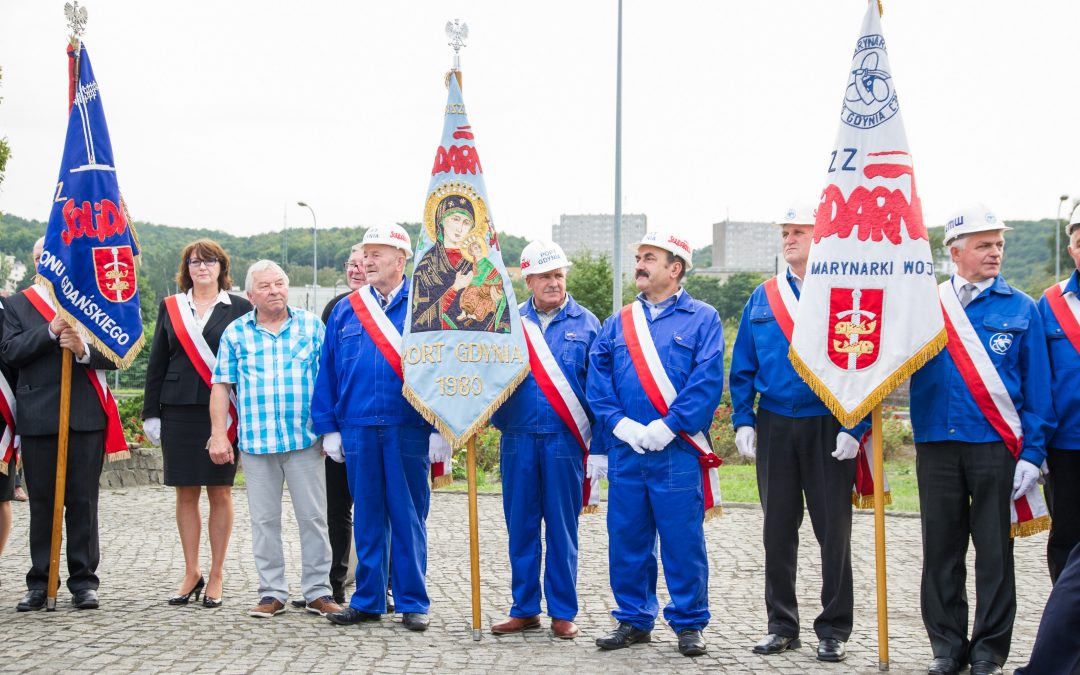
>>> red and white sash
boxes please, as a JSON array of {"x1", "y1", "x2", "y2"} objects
[
  {"x1": 0, "y1": 367, "x2": 17, "y2": 475},
  {"x1": 23, "y1": 285, "x2": 129, "y2": 459},
  {"x1": 349, "y1": 286, "x2": 452, "y2": 486},
  {"x1": 163, "y1": 294, "x2": 237, "y2": 444},
  {"x1": 620, "y1": 302, "x2": 723, "y2": 520},
  {"x1": 1043, "y1": 280, "x2": 1080, "y2": 356},
  {"x1": 939, "y1": 281, "x2": 1049, "y2": 537},
  {"x1": 520, "y1": 312, "x2": 597, "y2": 514},
  {"x1": 762, "y1": 271, "x2": 798, "y2": 342}
]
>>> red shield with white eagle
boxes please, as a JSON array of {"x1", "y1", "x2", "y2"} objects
[
  {"x1": 92, "y1": 245, "x2": 137, "y2": 303},
  {"x1": 827, "y1": 287, "x2": 883, "y2": 371}
]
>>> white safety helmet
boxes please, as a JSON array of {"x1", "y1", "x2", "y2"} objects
[
  {"x1": 942, "y1": 203, "x2": 1012, "y2": 247},
  {"x1": 776, "y1": 204, "x2": 817, "y2": 227},
  {"x1": 519, "y1": 240, "x2": 572, "y2": 277},
  {"x1": 633, "y1": 229, "x2": 694, "y2": 270},
  {"x1": 361, "y1": 224, "x2": 413, "y2": 255},
  {"x1": 1067, "y1": 204, "x2": 1080, "y2": 237}
]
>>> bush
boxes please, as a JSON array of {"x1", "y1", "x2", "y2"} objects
[
  {"x1": 116, "y1": 393, "x2": 147, "y2": 446},
  {"x1": 880, "y1": 416, "x2": 913, "y2": 461},
  {"x1": 451, "y1": 425, "x2": 501, "y2": 484}
]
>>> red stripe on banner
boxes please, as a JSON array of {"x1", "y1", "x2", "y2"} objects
[
  {"x1": 24, "y1": 288, "x2": 128, "y2": 455},
  {"x1": 941, "y1": 306, "x2": 1022, "y2": 458},
  {"x1": 522, "y1": 328, "x2": 592, "y2": 507},
  {"x1": 763, "y1": 277, "x2": 795, "y2": 342},
  {"x1": 348, "y1": 292, "x2": 403, "y2": 381},
  {"x1": 1044, "y1": 285, "x2": 1080, "y2": 356},
  {"x1": 164, "y1": 296, "x2": 237, "y2": 444},
  {"x1": 1015, "y1": 494, "x2": 1034, "y2": 523}
]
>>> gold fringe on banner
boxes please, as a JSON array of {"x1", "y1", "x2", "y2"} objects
[
  {"x1": 789, "y1": 328, "x2": 947, "y2": 429},
  {"x1": 852, "y1": 491, "x2": 893, "y2": 509},
  {"x1": 581, "y1": 504, "x2": 599, "y2": 516},
  {"x1": 1012, "y1": 515, "x2": 1051, "y2": 539},
  {"x1": 107, "y1": 449, "x2": 131, "y2": 462},
  {"x1": 431, "y1": 474, "x2": 454, "y2": 489},
  {"x1": 704, "y1": 505, "x2": 724, "y2": 522},
  {"x1": 34, "y1": 275, "x2": 146, "y2": 369},
  {"x1": 402, "y1": 365, "x2": 529, "y2": 449}
]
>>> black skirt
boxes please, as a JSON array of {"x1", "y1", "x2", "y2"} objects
[
  {"x1": 0, "y1": 455, "x2": 14, "y2": 501},
  {"x1": 160, "y1": 404, "x2": 237, "y2": 487}
]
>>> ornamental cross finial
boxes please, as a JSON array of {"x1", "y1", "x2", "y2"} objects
[{"x1": 445, "y1": 19, "x2": 469, "y2": 71}]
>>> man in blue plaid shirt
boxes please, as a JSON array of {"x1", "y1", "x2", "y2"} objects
[{"x1": 209, "y1": 260, "x2": 340, "y2": 619}]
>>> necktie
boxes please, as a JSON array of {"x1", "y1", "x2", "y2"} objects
[{"x1": 959, "y1": 283, "x2": 977, "y2": 308}]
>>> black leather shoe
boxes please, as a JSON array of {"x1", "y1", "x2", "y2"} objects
[
  {"x1": 969, "y1": 661, "x2": 1002, "y2": 675},
  {"x1": 72, "y1": 589, "x2": 99, "y2": 609},
  {"x1": 16, "y1": 590, "x2": 46, "y2": 612},
  {"x1": 402, "y1": 612, "x2": 430, "y2": 631},
  {"x1": 927, "y1": 656, "x2": 961, "y2": 675},
  {"x1": 817, "y1": 638, "x2": 846, "y2": 662},
  {"x1": 752, "y1": 633, "x2": 801, "y2": 655},
  {"x1": 326, "y1": 607, "x2": 381, "y2": 625},
  {"x1": 595, "y1": 622, "x2": 652, "y2": 650},
  {"x1": 677, "y1": 629, "x2": 707, "y2": 656}
]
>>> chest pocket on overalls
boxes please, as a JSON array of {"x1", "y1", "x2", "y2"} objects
[
  {"x1": 559, "y1": 333, "x2": 589, "y2": 370},
  {"x1": 982, "y1": 313, "x2": 1027, "y2": 366},
  {"x1": 669, "y1": 332, "x2": 697, "y2": 375},
  {"x1": 339, "y1": 323, "x2": 364, "y2": 361}
]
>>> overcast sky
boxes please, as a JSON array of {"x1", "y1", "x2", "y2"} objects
[{"x1": 1, "y1": 1, "x2": 1078, "y2": 251}]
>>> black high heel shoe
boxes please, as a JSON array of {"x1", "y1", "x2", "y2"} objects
[
  {"x1": 202, "y1": 595, "x2": 223, "y2": 608},
  {"x1": 168, "y1": 576, "x2": 205, "y2": 605}
]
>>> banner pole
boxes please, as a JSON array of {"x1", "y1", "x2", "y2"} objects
[
  {"x1": 872, "y1": 403, "x2": 889, "y2": 670},
  {"x1": 46, "y1": 349, "x2": 73, "y2": 611},
  {"x1": 466, "y1": 437, "x2": 482, "y2": 641}
]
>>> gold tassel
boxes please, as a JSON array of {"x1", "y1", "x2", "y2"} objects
[
  {"x1": 107, "y1": 449, "x2": 131, "y2": 462},
  {"x1": 852, "y1": 492, "x2": 892, "y2": 509},
  {"x1": 402, "y1": 364, "x2": 529, "y2": 448},
  {"x1": 704, "y1": 505, "x2": 724, "y2": 522},
  {"x1": 877, "y1": 0, "x2": 884, "y2": 18},
  {"x1": 431, "y1": 474, "x2": 454, "y2": 489},
  {"x1": 0, "y1": 462, "x2": 8, "y2": 476},
  {"x1": 580, "y1": 504, "x2": 599, "y2": 515},
  {"x1": 788, "y1": 329, "x2": 947, "y2": 428},
  {"x1": 1012, "y1": 515, "x2": 1051, "y2": 539}
]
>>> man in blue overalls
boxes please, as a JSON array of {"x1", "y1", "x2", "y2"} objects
[
  {"x1": 490, "y1": 240, "x2": 600, "y2": 640},
  {"x1": 587, "y1": 229, "x2": 724, "y2": 657},
  {"x1": 311, "y1": 224, "x2": 447, "y2": 632}
]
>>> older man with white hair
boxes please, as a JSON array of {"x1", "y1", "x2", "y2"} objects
[{"x1": 209, "y1": 260, "x2": 337, "y2": 619}]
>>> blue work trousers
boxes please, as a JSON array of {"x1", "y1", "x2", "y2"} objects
[
  {"x1": 607, "y1": 443, "x2": 710, "y2": 633},
  {"x1": 342, "y1": 425, "x2": 431, "y2": 614},
  {"x1": 499, "y1": 431, "x2": 584, "y2": 621}
]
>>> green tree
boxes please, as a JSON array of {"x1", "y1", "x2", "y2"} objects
[{"x1": 565, "y1": 251, "x2": 614, "y2": 322}]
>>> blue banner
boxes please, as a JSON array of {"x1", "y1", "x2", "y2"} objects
[
  {"x1": 37, "y1": 42, "x2": 143, "y2": 367},
  {"x1": 402, "y1": 71, "x2": 528, "y2": 445}
]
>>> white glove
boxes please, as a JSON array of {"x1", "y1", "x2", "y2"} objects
[
  {"x1": 429, "y1": 433, "x2": 452, "y2": 463},
  {"x1": 640, "y1": 419, "x2": 676, "y2": 452},
  {"x1": 586, "y1": 454, "x2": 608, "y2": 480},
  {"x1": 13, "y1": 434, "x2": 20, "y2": 450},
  {"x1": 831, "y1": 432, "x2": 860, "y2": 461},
  {"x1": 612, "y1": 418, "x2": 647, "y2": 455},
  {"x1": 143, "y1": 418, "x2": 161, "y2": 445},
  {"x1": 322, "y1": 431, "x2": 344, "y2": 463},
  {"x1": 1012, "y1": 459, "x2": 1041, "y2": 501},
  {"x1": 734, "y1": 426, "x2": 756, "y2": 460}
]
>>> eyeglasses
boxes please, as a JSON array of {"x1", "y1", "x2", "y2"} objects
[
  {"x1": 344, "y1": 262, "x2": 363, "y2": 272},
  {"x1": 188, "y1": 258, "x2": 219, "y2": 268}
]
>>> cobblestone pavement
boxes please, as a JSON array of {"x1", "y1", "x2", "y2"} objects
[{"x1": 0, "y1": 486, "x2": 1051, "y2": 674}]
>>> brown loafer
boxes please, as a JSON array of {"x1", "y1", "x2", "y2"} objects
[
  {"x1": 551, "y1": 619, "x2": 579, "y2": 639},
  {"x1": 491, "y1": 615, "x2": 541, "y2": 635}
]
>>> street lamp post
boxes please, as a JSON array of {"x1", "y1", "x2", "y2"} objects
[
  {"x1": 297, "y1": 201, "x2": 317, "y2": 305},
  {"x1": 612, "y1": 0, "x2": 623, "y2": 316},
  {"x1": 1058, "y1": 194, "x2": 1069, "y2": 281}
]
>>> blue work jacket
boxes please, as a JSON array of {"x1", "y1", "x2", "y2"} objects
[
  {"x1": 729, "y1": 273, "x2": 869, "y2": 437},
  {"x1": 311, "y1": 277, "x2": 428, "y2": 432},
  {"x1": 1039, "y1": 269, "x2": 1080, "y2": 450},
  {"x1": 586, "y1": 289, "x2": 725, "y2": 456},
  {"x1": 910, "y1": 275, "x2": 1055, "y2": 466},
  {"x1": 491, "y1": 295, "x2": 600, "y2": 435}
]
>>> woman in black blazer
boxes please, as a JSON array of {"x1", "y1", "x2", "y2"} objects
[{"x1": 142, "y1": 239, "x2": 252, "y2": 607}]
